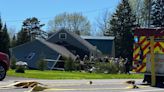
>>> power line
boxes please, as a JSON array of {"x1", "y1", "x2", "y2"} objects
[{"x1": 4, "y1": 7, "x2": 113, "y2": 23}]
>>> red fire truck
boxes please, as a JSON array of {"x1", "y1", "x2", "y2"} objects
[{"x1": 133, "y1": 28, "x2": 164, "y2": 86}]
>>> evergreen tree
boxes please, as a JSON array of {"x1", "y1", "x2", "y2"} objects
[
  {"x1": 22, "y1": 17, "x2": 46, "y2": 40},
  {"x1": 0, "y1": 16, "x2": 10, "y2": 56},
  {"x1": 129, "y1": 0, "x2": 151, "y2": 27},
  {"x1": 0, "y1": 21, "x2": 10, "y2": 56},
  {"x1": 0, "y1": 16, "x2": 2, "y2": 30},
  {"x1": 2, "y1": 24, "x2": 10, "y2": 56},
  {"x1": 151, "y1": 0, "x2": 164, "y2": 27},
  {"x1": 0, "y1": 17, "x2": 3, "y2": 52},
  {"x1": 16, "y1": 17, "x2": 47, "y2": 45},
  {"x1": 11, "y1": 34, "x2": 17, "y2": 47},
  {"x1": 109, "y1": 0, "x2": 136, "y2": 61},
  {"x1": 16, "y1": 28, "x2": 30, "y2": 45}
]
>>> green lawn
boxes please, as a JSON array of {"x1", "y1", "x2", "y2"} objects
[{"x1": 7, "y1": 70, "x2": 144, "y2": 79}]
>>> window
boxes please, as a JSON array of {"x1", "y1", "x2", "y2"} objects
[
  {"x1": 26, "y1": 52, "x2": 35, "y2": 60},
  {"x1": 59, "y1": 33, "x2": 67, "y2": 39}
]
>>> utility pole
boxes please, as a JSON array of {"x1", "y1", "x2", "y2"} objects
[
  {"x1": 148, "y1": 0, "x2": 156, "y2": 86},
  {"x1": 150, "y1": 35, "x2": 155, "y2": 86}
]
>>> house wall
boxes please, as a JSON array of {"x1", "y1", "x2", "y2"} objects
[{"x1": 85, "y1": 39, "x2": 115, "y2": 57}]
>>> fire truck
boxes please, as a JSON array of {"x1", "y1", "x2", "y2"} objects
[{"x1": 133, "y1": 28, "x2": 164, "y2": 85}]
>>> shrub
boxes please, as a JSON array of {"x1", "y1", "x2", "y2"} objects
[
  {"x1": 74, "y1": 62, "x2": 80, "y2": 71},
  {"x1": 37, "y1": 59, "x2": 47, "y2": 71},
  {"x1": 15, "y1": 65, "x2": 25, "y2": 73},
  {"x1": 10, "y1": 56, "x2": 17, "y2": 69},
  {"x1": 15, "y1": 61, "x2": 28, "y2": 73},
  {"x1": 109, "y1": 62, "x2": 119, "y2": 73},
  {"x1": 118, "y1": 61, "x2": 125, "y2": 73},
  {"x1": 94, "y1": 61, "x2": 119, "y2": 74},
  {"x1": 64, "y1": 57, "x2": 74, "y2": 71}
]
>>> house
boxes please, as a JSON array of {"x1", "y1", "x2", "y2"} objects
[
  {"x1": 11, "y1": 39, "x2": 76, "y2": 69},
  {"x1": 11, "y1": 29, "x2": 115, "y2": 70}
]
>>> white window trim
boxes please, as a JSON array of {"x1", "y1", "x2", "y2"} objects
[
  {"x1": 59, "y1": 33, "x2": 67, "y2": 39},
  {"x1": 26, "y1": 52, "x2": 35, "y2": 60}
]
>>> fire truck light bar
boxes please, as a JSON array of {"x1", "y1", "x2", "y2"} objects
[{"x1": 134, "y1": 28, "x2": 164, "y2": 36}]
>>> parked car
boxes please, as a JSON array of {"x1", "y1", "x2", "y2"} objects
[{"x1": 0, "y1": 52, "x2": 10, "y2": 81}]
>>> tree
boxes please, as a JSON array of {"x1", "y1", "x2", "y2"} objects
[
  {"x1": 48, "y1": 12, "x2": 91, "y2": 35},
  {"x1": 8, "y1": 27, "x2": 16, "y2": 39},
  {"x1": 0, "y1": 16, "x2": 2, "y2": 31},
  {"x1": 96, "y1": 10, "x2": 112, "y2": 36},
  {"x1": 0, "y1": 17, "x2": 3, "y2": 51},
  {"x1": 11, "y1": 34, "x2": 17, "y2": 47},
  {"x1": 0, "y1": 20, "x2": 10, "y2": 56},
  {"x1": 16, "y1": 28, "x2": 30, "y2": 45},
  {"x1": 129, "y1": 0, "x2": 152, "y2": 27},
  {"x1": 129, "y1": 0, "x2": 142, "y2": 26},
  {"x1": 2, "y1": 24, "x2": 10, "y2": 56},
  {"x1": 17, "y1": 17, "x2": 47, "y2": 45},
  {"x1": 22, "y1": 17, "x2": 47, "y2": 40},
  {"x1": 0, "y1": 16, "x2": 10, "y2": 56},
  {"x1": 151, "y1": 0, "x2": 164, "y2": 27},
  {"x1": 109, "y1": 0, "x2": 136, "y2": 61},
  {"x1": 143, "y1": 0, "x2": 152, "y2": 27}
]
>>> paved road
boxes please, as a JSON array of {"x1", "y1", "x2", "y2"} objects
[{"x1": 0, "y1": 76, "x2": 164, "y2": 92}]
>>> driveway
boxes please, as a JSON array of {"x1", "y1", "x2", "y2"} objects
[{"x1": 0, "y1": 76, "x2": 164, "y2": 92}]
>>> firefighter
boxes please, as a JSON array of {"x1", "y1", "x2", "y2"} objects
[{"x1": 125, "y1": 58, "x2": 130, "y2": 74}]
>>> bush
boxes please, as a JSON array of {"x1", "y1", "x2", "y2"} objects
[
  {"x1": 118, "y1": 61, "x2": 125, "y2": 73},
  {"x1": 64, "y1": 57, "x2": 75, "y2": 71},
  {"x1": 10, "y1": 56, "x2": 17, "y2": 69},
  {"x1": 37, "y1": 59, "x2": 47, "y2": 71},
  {"x1": 74, "y1": 62, "x2": 80, "y2": 71},
  {"x1": 15, "y1": 61, "x2": 28, "y2": 73},
  {"x1": 15, "y1": 65, "x2": 25, "y2": 73},
  {"x1": 94, "y1": 61, "x2": 119, "y2": 74}
]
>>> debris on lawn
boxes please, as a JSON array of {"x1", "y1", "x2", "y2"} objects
[
  {"x1": 125, "y1": 80, "x2": 135, "y2": 84},
  {"x1": 29, "y1": 85, "x2": 48, "y2": 92},
  {"x1": 125, "y1": 80, "x2": 139, "y2": 89},
  {"x1": 0, "y1": 81, "x2": 49, "y2": 92},
  {"x1": 89, "y1": 81, "x2": 93, "y2": 85}
]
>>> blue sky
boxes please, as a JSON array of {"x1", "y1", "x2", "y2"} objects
[{"x1": 0, "y1": 0, "x2": 120, "y2": 32}]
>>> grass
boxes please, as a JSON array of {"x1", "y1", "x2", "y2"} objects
[{"x1": 7, "y1": 69, "x2": 144, "y2": 79}]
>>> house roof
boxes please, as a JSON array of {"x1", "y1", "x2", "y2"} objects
[
  {"x1": 67, "y1": 31, "x2": 98, "y2": 51},
  {"x1": 12, "y1": 39, "x2": 76, "y2": 60},
  {"x1": 38, "y1": 39, "x2": 76, "y2": 60},
  {"x1": 48, "y1": 29, "x2": 100, "y2": 52},
  {"x1": 81, "y1": 36, "x2": 115, "y2": 40}
]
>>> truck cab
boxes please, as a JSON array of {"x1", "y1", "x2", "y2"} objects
[{"x1": 0, "y1": 52, "x2": 10, "y2": 81}]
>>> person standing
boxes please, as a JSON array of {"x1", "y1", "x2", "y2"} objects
[{"x1": 125, "y1": 58, "x2": 130, "y2": 74}]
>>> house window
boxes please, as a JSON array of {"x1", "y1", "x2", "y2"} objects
[
  {"x1": 59, "y1": 33, "x2": 67, "y2": 39},
  {"x1": 26, "y1": 52, "x2": 35, "y2": 60}
]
